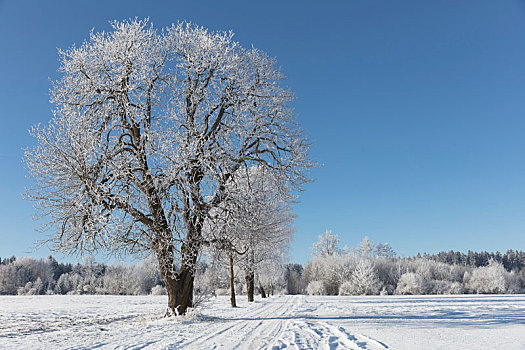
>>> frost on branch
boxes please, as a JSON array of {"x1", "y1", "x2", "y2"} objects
[
  {"x1": 25, "y1": 19, "x2": 312, "y2": 315},
  {"x1": 311, "y1": 230, "x2": 341, "y2": 257},
  {"x1": 202, "y1": 166, "x2": 294, "y2": 304}
]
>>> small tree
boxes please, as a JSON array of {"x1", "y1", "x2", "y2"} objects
[
  {"x1": 341, "y1": 259, "x2": 382, "y2": 295},
  {"x1": 312, "y1": 230, "x2": 341, "y2": 257},
  {"x1": 395, "y1": 272, "x2": 427, "y2": 295},
  {"x1": 375, "y1": 243, "x2": 396, "y2": 258},
  {"x1": 466, "y1": 259, "x2": 514, "y2": 294},
  {"x1": 306, "y1": 280, "x2": 326, "y2": 296},
  {"x1": 204, "y1": 166, "x2": 294, "y2": 303},
  {"x1": 355, "y1": 236, "x2": 375, "y2": 258},
  {"x1": 25, "y1": 19, "x2": 311, "y2": 315}
]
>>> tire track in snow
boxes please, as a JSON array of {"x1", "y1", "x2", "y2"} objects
[
  {"x1": 181, "y1": 296, "x2": 295, "y2": 349},
  {"x1": 270, "y1": 319, "x2": 389, "y2": 350},
  {"x1": 180, "y1": 295, "x2": 390, "y2": 349}
]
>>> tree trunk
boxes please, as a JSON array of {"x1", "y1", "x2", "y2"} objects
[
  {"x1": 245, "y1": 269, "x2": 254, "y2": 302},
  {"x1": 164, "y1": 267, "x2": 194, "y2": 316},
  {"x1": 156, "y1": 239, "x2": 198, "y2": 316},
  {"x1": 245, "y1": 249, "x2": 255, "y2": 302},
  {"x1": 229, "y1": 252, "x2": 236, "y2": 307},
  {"x1": 259, "y1": 283, "x2": 266, "y2": 298}
]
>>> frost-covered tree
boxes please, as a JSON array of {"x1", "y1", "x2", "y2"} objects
[
  {"x1": 204, "y1": 166, "x2": 294, "y2": 304},
  {"x1": 151, "y1": 284, "x2": 167, "y2": 295},
  {"x1": 311, "y1": 230, "x2": 341, "y2": 257},
  {"x1": 0, "y1": 257, "x2": 54, "y2": 295},
  {"x1": 374, "y1": 257, "x2": 401, "y2": 293},
  {"x1": 375, "y1": 243, "x2": 395, "y2": 258},
  {"x1": 25, "y1": 19, "x2": 311, "y2": 315},
  {"x1": 466, "y1": 259, "x2": 521, "y2": 294},
  {"x1": 304, "y1": 252, "x2": 357, "y2": 295},
  {"x1": 238, "y1": 188, "x2": 293, "y2": 300},
  {"x1": 340, "y1": 259, "x2": 382, "y2": 295},
  {"x1": 306, "y1": 280, "x2": 326, "y2": 296},
  {"x1": 193, "y1": 255, "x2": 229, "y2": 295},
  {"x1": 355, "y1": 236, "x2": 374, "y2": 258},
  {"x1": 395, "y1": 272, "x2": 428, "y2": 295}
]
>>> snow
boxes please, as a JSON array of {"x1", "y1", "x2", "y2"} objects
[{"x1": 1, "y1": 294, "x2": 524, "y2": 349}]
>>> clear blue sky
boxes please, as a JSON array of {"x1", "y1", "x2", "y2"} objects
[{"x1": 1, "y1": 0, "x2": 525, "y2": 264}]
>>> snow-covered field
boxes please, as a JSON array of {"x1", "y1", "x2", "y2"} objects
[{"x1": 1, "y1": 294, "x2": 524, "y2": 349}]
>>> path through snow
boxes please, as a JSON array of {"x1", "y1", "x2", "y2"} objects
[{"x1": 179, "y1": 295, "x2": 386, "y2": 349}]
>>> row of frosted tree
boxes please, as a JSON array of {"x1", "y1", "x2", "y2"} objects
[
  {"x1": 0, "y1": 254, "x2": 291, "y2": 298},
  {"x1": 416, "y1": 250, "x2": 525, "y2": 272},
  {"x1": 301, "y1": 231, "x2": 525, "y2": 296},
  {"x1": 2, "y1": 231, "x2": 525, "y2": 297},
  {"x1": 0, "y1": 256, "x2": 164, "y2": 296}
]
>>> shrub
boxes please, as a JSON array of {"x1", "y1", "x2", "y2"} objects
[
  {"x1": 395, "y1": 272, "x2": 427, "y2": 295},
  {"x1": 151, "y1": 285, "x2": 167, "y2": 295},
  {"x1": 347, "y1": 260, "x2": 382, "y2": 295},
  {"x1": 429, "y1": 280, "x2": 463, "y2": 295},
  {"x1": 338, "y1": 281, "x2": 354, "y2": 296},
  {"x1": 306, "y1": 280, "x2": 326, "y2": 295},
  {"x1": 467, "y1": 260, "x2": 508, "y2": 294}
]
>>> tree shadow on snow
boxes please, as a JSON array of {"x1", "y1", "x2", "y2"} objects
[{"x1": 201, "y1": 311, "x2": 525, "y2": 328}]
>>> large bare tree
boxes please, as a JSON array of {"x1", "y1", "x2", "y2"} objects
[{"x1": 25, "y1": 19, "x2": 311, "y2": 315}]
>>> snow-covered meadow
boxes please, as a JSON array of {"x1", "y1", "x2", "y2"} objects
[{"x1": 1, "y1": 294, "x2": 524, "y2": 349}]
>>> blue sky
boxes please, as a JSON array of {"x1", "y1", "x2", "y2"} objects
[{"x1": 1, "y1": 0, "x2": 525, "y2": 264}]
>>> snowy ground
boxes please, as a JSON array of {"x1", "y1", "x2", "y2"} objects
[{"x1": 1, "y1": 294, "x2": 524, "y2": 349}]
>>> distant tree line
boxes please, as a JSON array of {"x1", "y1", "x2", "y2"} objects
[
  {"x1": 298, "y1": 231, "x2": 525, "y2": 296},
  {"x1": 415, "y1": 250, "x2": 525, "y2": 272},
  {"x1": 2, "y1": 234, "x2": 524, "y2": 297},
  {"x1": 0, "y1": 254, "x2": 292, "y2": 298},
  {"x1": 0, "y1": 256, "x2": 164, "y2": 296}
]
